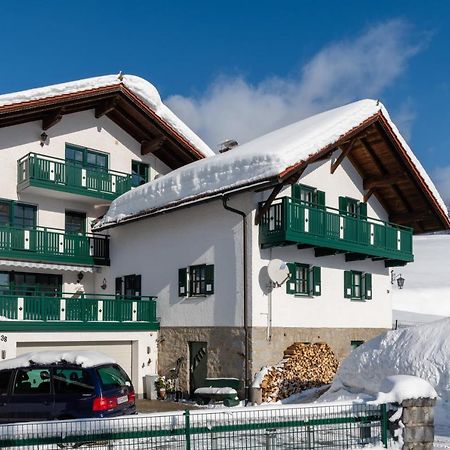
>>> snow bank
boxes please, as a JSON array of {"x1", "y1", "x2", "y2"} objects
[
  {"x1": 323, "y1": 318, "x2": 450, "y2": 402},
  {"x1": 373, "y1": 375, "x2": 437, "y2": 404},
  {"x1": 95, "y1": 99, "x2": 447, "y2": 229},
  {"x1": 194, "y1": 387, "x2": 237, "y2": 395},
  {"x1": 0, "y1": 350, "x2": 115, "y2": 370},
  {"x1": 0, "y1": 74, "x2": 213, "y2": 158}
]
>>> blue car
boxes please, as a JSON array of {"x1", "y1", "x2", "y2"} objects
[{"x1": 0, "y1": 361, "x2": 136, "y2": 422}]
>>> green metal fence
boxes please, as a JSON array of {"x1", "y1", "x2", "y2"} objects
[
  {"x1": 0, "y1": 291, "x2": 159, "y2": 331},
  {"x1": 17, "y1": 152, "x2": 137, "y2": 201},
  {"x1": 260, "y1": 197, "x2": 413, "y2": 263},
  {"x1": 0, "y1": 224, "x2": 109, "y2": 265},
  {"x1": 0, "y1": 403, "x2": 390, "y2": 449}
]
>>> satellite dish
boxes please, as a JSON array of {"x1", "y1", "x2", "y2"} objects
[{"x1": 267, "y1": 259, "x2": 290, "y2": 285}]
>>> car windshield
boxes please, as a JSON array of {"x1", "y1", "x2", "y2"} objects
[{"x1": 97, "y1": 365, "x2": 131, "y2": 390}]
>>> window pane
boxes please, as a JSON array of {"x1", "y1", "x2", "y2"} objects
[
  {"x1": 66, "y1": 147, "x2": 83, "y2": 164},
  {"x1": 97, "y1": 365, "x2": 131, "y2": 390},
  {"x1": 65, "y1": 211, "x2": 86, "y2": 234},
  {"x1": 13, "y1": 204, "x2": 36, "y2": 229},
  {"x1": 0, "y1": 370, "x2": 12, "y2": 395},
  {"x1": 131, "y1": 161, "x2": 149, "y2": 186},
  {"x1": 190, "y1": 266, "x2": 206, "y2": 295},
  {"x1": 0, "y1": 202, "x2": 11, "y2": 226},
  {"x1": 53, "y1": 368, "x2": 95, "y2": 395},
  {"x1": 295, "y1": 266, "x2": 308, "y2": 294},
  {"x1": 353, "y1": 272, "x2": 361, "y2": 298},
  {"x1": 13, "y1": 369, "x2": 51, "y2": 395}
]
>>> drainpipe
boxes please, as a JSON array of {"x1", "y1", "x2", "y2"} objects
[{"x1": 222, "y1": 195, "x2": 250, "y2": 402}]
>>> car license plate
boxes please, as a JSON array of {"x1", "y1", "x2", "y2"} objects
[{"x1": 117, "y1": 395, "x2": 128, "y2": 405}]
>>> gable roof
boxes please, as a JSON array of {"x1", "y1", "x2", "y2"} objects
[
  {"x1": 0, "y1": 74, "x2": 214, "y2": 167},
  {"x1": 94, "y1": 99, "x2": 449, "y2": 233}
]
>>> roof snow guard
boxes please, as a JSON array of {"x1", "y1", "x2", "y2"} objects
[
  {"x1": 0, "y1": 74, "x2": 214, "y2": 168},
  {"x1": 95, "y1": 99, "x2": 449, "y2": 234}
]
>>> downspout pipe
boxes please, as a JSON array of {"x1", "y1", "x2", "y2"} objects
[{"x1": 222, "y1": 195, "x2": 250, "y2": 402}]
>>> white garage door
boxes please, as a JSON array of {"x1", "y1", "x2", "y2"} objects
[{"x1": 16, "y1": 341, "x2": 133, "y2": 379}]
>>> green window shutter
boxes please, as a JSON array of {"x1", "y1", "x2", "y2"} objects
[
  {"x1": 339, "y1": 196, "x2": 348, "y2": 214},
  {"x1": 286, "y1": 263, "x2": 297, "y2": 294},
  {"x1": 344, "y1": 271, "x2": 352, "y2": 298},
  {"x1": 205, "y1": 264, "x2": 214, "y2": 295},
  {"x1": 291, "y1": 184, "x2": 301, "y2": 200},
  {"x1": 359, "y1": 202, "x2": 368, "y2": 220},
  {"x1": 364, "y1": 273, "x2": 372, "y2": 300},
  {"x1": 312, "y1": 266, "x2": 321, "y2": 296},
  {"x1": 316, "y1": 190, "x2": 326, "y2": 209},
  {"x1": 178, "y1": 268, "x2": 187, "y2": 297}
]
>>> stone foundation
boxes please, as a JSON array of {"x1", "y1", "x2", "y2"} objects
[{"x1": 158, "y1": 326, "x2": 388, "y2": 395}]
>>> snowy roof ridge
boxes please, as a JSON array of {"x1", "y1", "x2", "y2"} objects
[
  {"x1": 0, "y1": 74, "x2": 214, "y2": 158},
  {"x1": 94, "y1": 99, "x2": 448, "y2": 229}
]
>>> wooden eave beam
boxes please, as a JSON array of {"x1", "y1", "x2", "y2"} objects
[
  {"x1": 255, "y1": 183, "x2": 285, "y2": 225},
  {"x1": 363, "y1": 172, "x2": 408, "y2": 190},
  {"x1": 359, "y1": 137, "x2": 388, "y2": 176},
  {"x1": 390, "y1": 210, "x2": 431, "y2": 223},
  {"x1": 314, "y1": 248, "x2": 342, "y2": 257},
  {"x1": 141, "y1": 136, "x2": 167, "y2": 155},
  {"x1": 95, "y1": 98, "x2": 118, "y2": 118},
  {"x1": 345, "y1": 253, "x2": 368, "y2": 262},
  {"x1": 330, "y1": 139, "x2": 356, "y2": 174},
  {"x1": 363, "y1": 189, "x2": 374, "y2": 203},
  {"x1": 42, "y1": 108, "x2": 64, "y2": 131}
]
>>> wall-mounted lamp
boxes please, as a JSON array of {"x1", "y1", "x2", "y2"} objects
[
  {"x1": 391, "y1": 270, "x2": 405, "y2": 289},
  {"x1": 39, "y1": 132, "x2": 48, "y2": 147},
  {"x1": 77, "y1": 272, "x2": 84, "y2": 283},
  {"x1": 101, "y1": 278, "x2": 107, "y2": 290}
]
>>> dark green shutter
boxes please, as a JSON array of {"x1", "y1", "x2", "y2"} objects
[
  {"x1": 291, "y1": 184, "x2": 301, "y2": 201},
  {"x1": 359, "y1": 202, "x2": 368, "y2": 220},
  {"x1": 316, "y1": 190, "x2": 326, "y2": 209},
  {"x1": 339, "y1": 196, "x2": 348, "y2": 214},
  {"x1": 364, "y1": 273, "x2": 372, "y2": 300},
  {"x1": 134, "y1": 274, "x2": 142, "y2": 297},
  {"x1": 205, "y1": 264, "x2": 214, "y2": 295},
  {"x1": 312, "y1": 266, "x2": 321, "y2": 296},
  {"x1": 178, "y1": 268, "x2": 187, "y2": 297},
  {"x1": 286, "y1": 263, "x2": 297, "y2": 294},
  {"x1": 344, "y1": 271, "x2": 352, "y2": 298},
  {"x1": 308, "y1": 267, "x2": 314, "y2": 296}
]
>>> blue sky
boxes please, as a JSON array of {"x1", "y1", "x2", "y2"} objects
[{"x1": 2, "y1": 1, "x2": 450, "y2": 200}]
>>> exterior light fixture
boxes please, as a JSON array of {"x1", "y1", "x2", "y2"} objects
[
  {"x1": 39, "y1": 132, "x2": 48, "y2": 147},
  {"x1": 391, "y1": 270, "x2": 405, "y2": 289},
  {"x1": 101, "y1": 278, "x2": 107, "y2": 290},
  {"x1": 77, "y1": 272, "x2": 84, "y2": 283}
]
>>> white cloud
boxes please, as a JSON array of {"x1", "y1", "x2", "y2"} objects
[
  {"x1": 166, "y1": 19, "x2": 423, "y2": 151},
  {"x1": 431, "y1": 166, "x2": 450, "y2": 205}
]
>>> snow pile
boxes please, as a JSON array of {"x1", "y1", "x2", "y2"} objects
[
  {"x1": 0, "y1": 350, "x2": 116, "y2": 370},
  {"x1": 392, "y1": 235, "x2": 450, "y2": 321},
  {"x1": 373, "y1": 375, "x2": 437, "y2": 404},
  {"x1": 323, "y1": 318, "x2": 450, "y2": 402},
  {"x1": 95, "y1": 99, "x2": 447, "y2": 229},
  {"x1": 0, "y1": 74, "x2": 213, "y2": 158}
]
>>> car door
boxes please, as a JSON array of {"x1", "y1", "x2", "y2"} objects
[
  {"x1": 0, "y1": 369, "x2": 14, "y2": 423},
  {"x1": 10, "y1": 367, "x2": 54, "y2": 422}
]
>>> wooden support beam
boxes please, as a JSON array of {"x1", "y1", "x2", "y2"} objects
[
  {"x1": 141, "y1": 136, "x2": 167, "y2": 155},
  {"x1": 345, "y1": 253, "x2": 367, "y2": 262},
  {"x1": 95, "y1": 99, "x2": 117, "y2": 118},
  {"x1": 392, "y1": 184, "x2": 413, "y2": 213},
  {"x1": 314, "y1": 247, "x2": 341, "y2": 257},
  {"x1": 363, "y1": 189, "x2": 374, "y2": 203},
  {"x1": 363, "y1": 172, "x2": 408, "y2": 190},
  {"x1": 359, "y1": 137, "x2": 388, "y2": 176},
  {"x1": 385, "y1": 259, "x2": 408, "y2": 268},
  {"x1": 297, "y1": 244, "x2": 314, "y2": 250},
  {"x1": 390, "y1": 210, "x2": 431, "y2": 223},
  {"x1": 255, "y1": 184, "x2": 285, "y2": 225},
  {"x1": 42, "y1": 108, "x2": 64, "y2": 131},
  {"x1": 330, "y1": 139, "x2": 356, "y2": 174}
]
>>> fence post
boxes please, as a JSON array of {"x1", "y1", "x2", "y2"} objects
[
  {"x1": 381, "y1": 403, "x2": 388, "y2": 448},
  {"x1": 184, "y1": 410, "x2": 191, "y2": 450}
]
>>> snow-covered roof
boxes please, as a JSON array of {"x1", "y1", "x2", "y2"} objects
[
  {"x1": 0, "y1": 350, "x2": 116, "y2": 371},
  {"x1": 95, "y1": 99, "x2": 448, "y2": 230},
  {"x1": 0, "y1": 74, "x2": 214, "y2": 158}
]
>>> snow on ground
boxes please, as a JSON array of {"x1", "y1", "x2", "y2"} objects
[
  {"x1": 95, "y1": 98, "x2": 447, "y2": 229},
  {"x1": 0, "y1": 74, "x2": 214, "y2": 158},
  {"x1": 0, "y1": 350, "x2": 115, "y2": 370},
  {"x1": 392, "y1": 234, "x2": 450, "y2": 323}
]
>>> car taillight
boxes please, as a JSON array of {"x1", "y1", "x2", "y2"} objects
[
  {"x1": 128, "y1": 391, "x2": 136, "y2": 404},
  {"x1": 92, "y1": 396, "x2": 118, "y2": 411}
]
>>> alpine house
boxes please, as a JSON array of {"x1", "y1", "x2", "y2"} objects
[
  {"x1": 0, "y1": 74, "x2": 213, "y2": 395},
  {"x1": 95, "y1": 99, "x2": 449, "y2": 397}
]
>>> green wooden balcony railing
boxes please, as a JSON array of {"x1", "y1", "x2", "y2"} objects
[
  {"x1": 0, "y1": 225, "x2": 109, "y2": 265},
  {"x1": 17, "y1": 153, "x2": 139, "y2": 201},
  {"x1": 0, "y1": 291, "x2": 159, "y2": 331},
  {"x1": 260, "y1": 197, "x2": 414, "y2": 263}
]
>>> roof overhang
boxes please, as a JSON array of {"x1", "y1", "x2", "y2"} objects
[{"x1": 0, "y1": 84, "x2": 206, "y2": 169}]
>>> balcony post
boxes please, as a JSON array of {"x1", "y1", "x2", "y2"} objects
[
  {"x1": 17, "y1": 297, "x2": 24, "y2": 321},
  {"x1": 60, "y1": 298, "x2": 66, "y2": 321}
]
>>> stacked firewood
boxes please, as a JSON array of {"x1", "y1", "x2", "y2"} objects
[{"x1": 259, "y1": 342, "x2": 339, "y2": 403}]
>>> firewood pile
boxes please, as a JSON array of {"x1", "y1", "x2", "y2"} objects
[{"x1": 259, "y1": 342, "x2": 339, "y2": 402}]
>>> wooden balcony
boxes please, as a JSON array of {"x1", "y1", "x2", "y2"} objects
[
  {"x1": 260, "y1": 197, "x2": 414, "y2": 266},
  {"x1": 17, "y1": 153, "x2": 138, "y2": 202},
  {"x1": 0, "y1": 225, "x2": 109, "y2": 266},
  {"x1": 0, "y1": 292, "x2": 159, "y2": 331}
]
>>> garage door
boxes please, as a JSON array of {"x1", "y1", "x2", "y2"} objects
[{"x1": 16, "y1": 341, "x2": 133, "y2": 379}]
